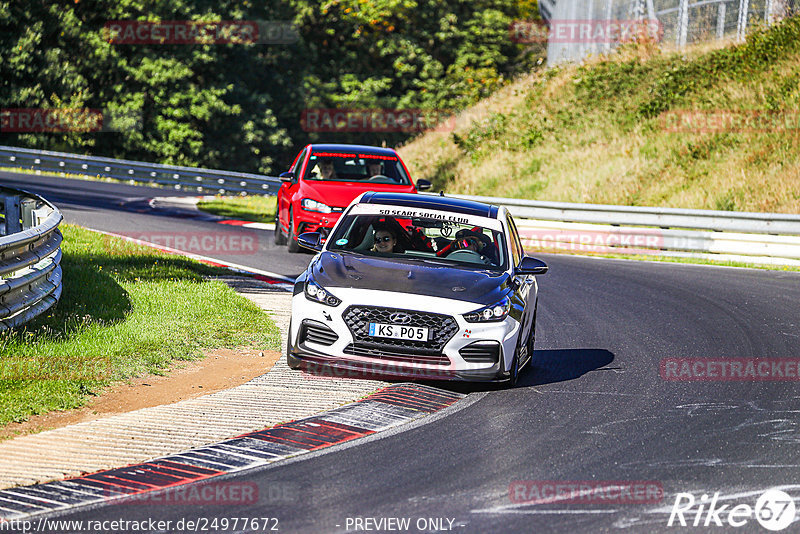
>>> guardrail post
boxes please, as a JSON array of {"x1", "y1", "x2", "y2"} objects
[
  {"x1": 676, "y1": 0, "x2": 690, "y2": 47},
  {"x1": 2, "y1": 195, "x2": 22, "y2": 235},
  {"x1": 737, "y1": 0, "x2": 750, "y2": 41},
  {"x1": 31, "y1": 206, "x2": 53, "y2": 226},
  {"x1": 717, "y1": 2, "x2": 727, "y2": 38},
  {"x1": 21, "y1": 199, "x2": 37, "y2": 230}
]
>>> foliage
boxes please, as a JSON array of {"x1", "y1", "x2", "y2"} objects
[{"x1": 0, "y1": 1, "x2": 538, "y2": 173}]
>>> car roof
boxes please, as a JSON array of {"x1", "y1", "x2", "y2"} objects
[
  {"x1": 359, "y1": 192, "x2": 500, "y2": 218},
  {"x1": 309, "y1": 144, "x2": 399, "y2": 157}
]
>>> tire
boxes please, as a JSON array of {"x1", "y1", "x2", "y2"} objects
[
  {"x1": 525, "y1": 304, "x2": 538, "y2": 369},
  {"x1": 286, "y1": 321, "x2": 302, "y2": 370},
  {"x1": 287, "y1": 208, "x2": 301, "y2": 253},
  {"x1": 507, "y1": 350, "x2": 520, "y2": 388},
  {"x1": 287, "y1": 353, "x2": 302, "y2": 370},
  {"x1": 273, "y1": 208, "x2": 287, "y2": 245}
]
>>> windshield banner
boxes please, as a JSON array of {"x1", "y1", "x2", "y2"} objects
[{"x1": 348, "y1": 203, "x2": 504, "y2": 231}]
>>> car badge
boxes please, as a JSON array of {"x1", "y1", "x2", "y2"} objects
[
  {"x1": 389, "y1": 312, "x2": 412, "y2": 324},
  {"x1": 452, "y1": 286, "x2": 466, "y2": 292}
]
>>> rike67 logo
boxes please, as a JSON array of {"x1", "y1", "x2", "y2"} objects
[{"x1": 668, "y1": 489, "x2": 796, "y2": 531}]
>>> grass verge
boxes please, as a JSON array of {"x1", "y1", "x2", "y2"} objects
[
  {"x1": 399, "y1": 15, "x2": 800, "y2": 214},
  {"x1": 197, "y1": 195, "x2": 277, "y2": 223},
  {"x1": 0, "y1": 224, "x2": 281, "y2": 427}
]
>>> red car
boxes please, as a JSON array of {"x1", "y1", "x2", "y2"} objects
[{"x1": 274, "y1": 144, "x2": 431, "y2": 252}]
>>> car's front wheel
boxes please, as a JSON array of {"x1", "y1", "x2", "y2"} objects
[
  {"x1": 274, "y1": 209, "x2": 287, "y2": 245},
  {"x1": 287, "y1": 208, "x2": 300, "y2": 253},
  {"x1": 286, "y1": 321, "x2": 302, "y2": 369},
  {"x1": 507, "y1": 350, "x2": 521, "y2": 388}
]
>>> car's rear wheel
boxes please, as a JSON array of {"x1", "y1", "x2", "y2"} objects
[{"x1": 287, "y1": 208, "x2": 300, "y2": 253}]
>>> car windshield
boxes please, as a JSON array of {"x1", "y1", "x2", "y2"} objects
[
  {"x1": 327, "y1": 211, "x2": 507, "y2": 270},
  {"x1": 304, "y1": 151, "x2": 411, "y2": 185}
]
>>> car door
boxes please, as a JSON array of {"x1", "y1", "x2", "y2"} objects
[
  {"x1": 279, "y1": 147, "x2": 308, "y2": 233},
  {"x1": 507, "y1": 212, "x2": 536, "y2": 362}
]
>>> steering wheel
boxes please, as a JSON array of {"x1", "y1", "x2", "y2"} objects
[
  {"x1": 366, "y1": 174, "x2": 391, "y2": 182},
  {"x1": 446, "y1": 249, "x2": 490, "y2": 264}
]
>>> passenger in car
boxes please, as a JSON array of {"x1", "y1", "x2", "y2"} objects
[
  {"x1": 371, "y1": 224, "x2": 401, "y2": 254},
  {"x1": 313, "y1": 159, "x2": 338, "y2": 180}
]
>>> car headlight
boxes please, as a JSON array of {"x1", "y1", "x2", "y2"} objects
[
  {"x1": 301, "y1": 198, "x2": 333, "y2": 213},
  {"x1": 304, "y1": 276, "x2": 341, "y2": 306},
  {"x1": 463, "y1": 295, "x2": 511, "y2": 323}
]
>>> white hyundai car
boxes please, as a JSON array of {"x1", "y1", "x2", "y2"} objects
[{"x1": 286, "y1": 192, "x2": 548, "y2": 385}]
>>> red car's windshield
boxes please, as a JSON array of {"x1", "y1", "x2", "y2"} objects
[{"x1": 304, "y1": 151, "x2": 411, "y2": 185}]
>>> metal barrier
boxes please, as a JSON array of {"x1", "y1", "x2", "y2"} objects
[
  {"x1": 2, "y1": 144, "x2": 799, "y2": 266},
  {"x1": 431, "y1": 193, "x2": 800, "y2": 266},
  {"x1": 0, "y1": 187, "x2": 63, "y2": 331},
  {"x1": 0, "y1": 145, "x2": 281, "y2": 196}
]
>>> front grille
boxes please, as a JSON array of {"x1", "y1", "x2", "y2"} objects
[
  {"x1": 343, "y1": 306, "x2": 458, "y2": 353},
  {"x1": 343, "y1": 344, "x2": 450, "y2": 365},
  {"x1": 300, "y1": 320, "x2": 338, "y2": 346},
  {"x1": 459, "y1": 342, "x2": 501, "y2": 364}
]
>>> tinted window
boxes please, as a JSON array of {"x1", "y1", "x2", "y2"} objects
[
  {"x1": 506, "y1": 213, "x2": 522, "y2": 267},
  {"x1": 328, "y1": 213, "x2": 507, "y2": 270},
  {"x1": 304, "y1": 151, "x2": 410, "y2": 185}
]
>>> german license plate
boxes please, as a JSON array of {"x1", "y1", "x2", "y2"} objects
[{"x1": 368, "y1": 323, "x2": 428, "y2": 341}]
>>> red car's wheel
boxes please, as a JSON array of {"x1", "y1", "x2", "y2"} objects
[
  {"x1": 287, "y1": 208, "x2": 301, "y2": 253},
  {"x1": 274, "y1": 208, "x2": 287, "y2": 245}
]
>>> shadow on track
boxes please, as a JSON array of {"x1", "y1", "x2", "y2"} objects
[{"x1": 427, "y1": 348, "x2": 616, "y2": 394}]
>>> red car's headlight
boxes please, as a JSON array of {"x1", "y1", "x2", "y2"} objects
[{"x1": 301, "y1": 198, "x2": 333, "y2": 214}]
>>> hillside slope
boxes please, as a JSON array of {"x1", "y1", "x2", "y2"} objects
[{"x1": 399, "y1": 16, "x2": 800, "y2": 213}]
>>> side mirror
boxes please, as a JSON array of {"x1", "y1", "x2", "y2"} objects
[
  {"x1": 415, "y1": 179, "x2": 432, "y2": 192},
  {"x1": 279, "y1": 171, "x2": 295, "y2": 183},
  {"x1": 515, "y1": 256, "x2": 548, "y2": 275},
  {"x1": 297, "y1": 231, "x2": 323, "y2": 252}
]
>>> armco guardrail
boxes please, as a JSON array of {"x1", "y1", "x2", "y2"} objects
[
  {"x1": 3, "y1": 145, "x2": 799, "y2": 266},
  {"x1": 444, "y1": 193, "x2": 800, "y2": 235},
  {"x1": 0, "y1": 187, "x2": 63, "y2": 331},
  {"x1": 437, "y1": 193, "x2": 800, "y2": 266},
  {"x1": 0, "y1": 145, "x2": 280, "y2": 196}
]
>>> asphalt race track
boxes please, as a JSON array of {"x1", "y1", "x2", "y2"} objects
[{"x1": 5, "y1": 172, "x2": 800, "y2": 533}]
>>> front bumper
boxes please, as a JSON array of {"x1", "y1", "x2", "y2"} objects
[
  {"x1": 294, "y1": 210, "x2": 343, "y2": 236},
  {"x1": 289, "y1": 289, "x2": 520, "y2": 383}
]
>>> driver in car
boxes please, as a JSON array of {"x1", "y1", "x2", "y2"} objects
[
  {"x1": 367, "y1": 161, "x2": 383, "y2": 177},
  {"x1": 438, "y1": 228, "x2": 498, "y2": 264}
]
